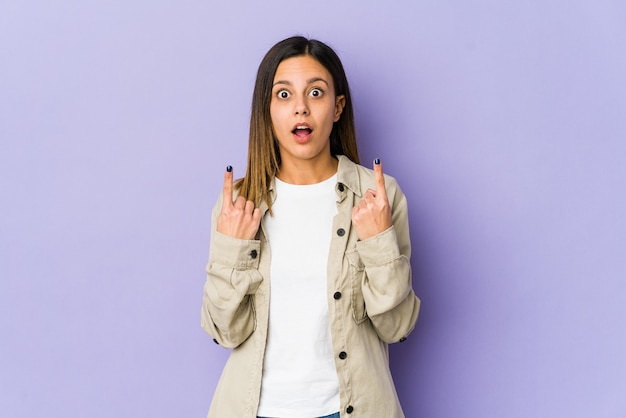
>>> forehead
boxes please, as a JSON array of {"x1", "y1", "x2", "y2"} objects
[{"x1": 273, "y1": 55, "x2": 333, "y2": 85}]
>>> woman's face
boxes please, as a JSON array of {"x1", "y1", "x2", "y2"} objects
[{"x1": 270, "y1": 55, "x2": 345, "y2": 168}]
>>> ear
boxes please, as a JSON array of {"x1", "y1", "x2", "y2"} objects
[{"x1": 334, "y1": 95, "x2": 346, "y2": 122}]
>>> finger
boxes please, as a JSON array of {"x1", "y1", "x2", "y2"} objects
[
  {"x1": 364, "y1": 189, "x2": 377, "y2": 200},
  {"x1": 373, "y1": 158, "x2": 388, "y2": 199},
  {"x1": 252, "y1": 207, "x2": 262, "y2": 223},
  {"x1": 222, "y1": 165, "x2": 234, "y2": 208},
  {"x1": 244, "y1": 199, "x2": 255, "y2": 214},
  {"x1": 361, "y1": 189, "x2": 376, "y2": 206},
  {"x1": 233, "y1": 195, "x2": 246, "y2": 209}
]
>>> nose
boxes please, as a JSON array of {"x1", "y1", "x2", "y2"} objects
[{"x1": 294, "y1": 96, "x2": 309, "y2": 115}]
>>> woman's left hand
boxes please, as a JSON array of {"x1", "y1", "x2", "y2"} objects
[{"x1": 351, "y1": 159, "x2": 393, "y2": 241}]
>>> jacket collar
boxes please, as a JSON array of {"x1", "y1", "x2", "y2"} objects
[
  {"x1": 336, "y1": 155, "x2": 362, "y2": 198},
  {"x1": 260, "y1": 154, "x2": 361, "y2": 214}
]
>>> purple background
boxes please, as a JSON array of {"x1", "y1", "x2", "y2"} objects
[{"x1": 2, "y1": 1, "x2": 625, "y2": 417}]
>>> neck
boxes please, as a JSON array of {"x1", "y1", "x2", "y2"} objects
[{"x1": 277, "y1": 155, "x2": 338, "y2": 185}]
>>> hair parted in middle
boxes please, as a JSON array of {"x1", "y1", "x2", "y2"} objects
[{"x1": 235, "y1": 36, "x2": 360, "y2": 211}]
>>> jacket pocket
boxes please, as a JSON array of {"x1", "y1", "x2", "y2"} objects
[{"x1": 346, "y1": 250, "x2": 368, "y2": 324}]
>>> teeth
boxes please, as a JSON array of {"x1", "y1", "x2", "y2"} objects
[{"x1": 296, "y1": 125, "x2": 309, "y2": 130}]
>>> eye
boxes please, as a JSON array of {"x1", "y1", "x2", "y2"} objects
[
  {"x1": 309, "y1": 88, "x2": 323, "y2": 98},
  {"x1": 277, "y1": 89, "x2": 290, "y2": 99}
]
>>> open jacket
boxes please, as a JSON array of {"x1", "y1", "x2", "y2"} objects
[{"x1": 201, "y1": 155, "x2": 420, "y2": 417}]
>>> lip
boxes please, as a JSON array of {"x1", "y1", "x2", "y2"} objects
[
  {"x1": 291, "y1": 122, "x2": 313, "y2": 131},
  {"x1": 291, "y1": 122, "x2": 313, "y2": 144}
]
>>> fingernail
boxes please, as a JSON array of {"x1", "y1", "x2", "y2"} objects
[
  {"x1": 226, "y1": 165, "x2": 232, "y2": 172},
  {"x1": 374, "y1": 158, "x2": 380, "y2": 165}
]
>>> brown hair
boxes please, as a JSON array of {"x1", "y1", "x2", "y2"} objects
[{"x1": 235, "y1": 36, "x2": 359, "y2": 210}]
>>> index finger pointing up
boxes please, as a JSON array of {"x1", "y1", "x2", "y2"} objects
[
  {"x1": 373, "y1": 158, "x2": 388, "y2": 199},
  {"x1": 222, "y1": 165, "x2": 234, "y2": 207}
]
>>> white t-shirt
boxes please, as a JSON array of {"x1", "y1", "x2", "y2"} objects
[{"x1": 256, "y1": 174, "x2": 340, "y2": 418}]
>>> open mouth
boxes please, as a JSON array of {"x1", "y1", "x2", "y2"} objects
[{"x1": 292, "y1": 125, "x2": 313, "y2": 138}]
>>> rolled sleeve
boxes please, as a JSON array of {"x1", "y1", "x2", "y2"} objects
[{"x1": 201, "y1": 211, "x2": 264, "y2": 348}]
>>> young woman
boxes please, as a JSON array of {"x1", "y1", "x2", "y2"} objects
[{"x1": 201, "y1": 36, "x2": 420, "y2": 418}]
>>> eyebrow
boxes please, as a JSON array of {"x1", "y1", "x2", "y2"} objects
[{"x1": 272, "y1": 77, "x2": 330, "y2": 88}]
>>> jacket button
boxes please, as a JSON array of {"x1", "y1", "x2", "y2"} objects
[
  {"x1": 339, "y1": 351, "x2": 347, "y2": 360},
  {"x1": 346, "y1": 405, "x2": 354, "y2": 414},
  {"x1": 333, "y1": 291, "x2": 342, "y2": 300},
  {"x1": 213, "y1": 339, "x2": 219, "y2": 345},
  {"x1": 337, "y1": 228, "x2": 345, "y2": 236},
  {"x1": 399, "y1": 337, "x2": 407, "y2": 343},
  {"x1": 250, "y1": 249, "x2": 257, "y2": 259},
  {"x1": 338, "y1": 183, "x2": 345, "y2": 192}
]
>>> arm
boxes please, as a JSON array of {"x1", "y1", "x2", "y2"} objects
[
  {"x1": 200, "y1": 167, "x2": 263, "y2": 348},
  {"x1": 351, "y1": 160, "x2": 420, "y2": 343},
  {"x1": 357, "y1": 187, "x2": 420, "y2": 343}
]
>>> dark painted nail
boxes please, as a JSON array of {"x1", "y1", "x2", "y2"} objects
[
  {"x1": 374, "y1": 158, "x2": 380, "y2": 165},
  {"x1": 226, "y1": 165, "x2": 232, "y2": 172}
]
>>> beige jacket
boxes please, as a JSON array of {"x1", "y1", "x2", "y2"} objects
[{"x1": 201, "y1": 156, "x2": 420, "y2": 417}]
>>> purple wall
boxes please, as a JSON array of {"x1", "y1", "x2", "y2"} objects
[{"x1": 2, "y1": 1, "x2": 625, "y2": 417}]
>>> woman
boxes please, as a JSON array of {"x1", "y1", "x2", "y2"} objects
[{"x1": 201, "y1": 36, "x2": 420, "y2": 418}]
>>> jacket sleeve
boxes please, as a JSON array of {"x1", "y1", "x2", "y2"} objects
[
  {"x1": 355, "y1": 179, "x2": 420, "y2": 343},
  {"x1": 200, "y1": 193, "x2": 263, "y2": 348}
]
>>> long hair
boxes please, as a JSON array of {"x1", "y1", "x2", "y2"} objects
[{"x1": 235, "y1": 36, "x2": 359, "y2": 210}]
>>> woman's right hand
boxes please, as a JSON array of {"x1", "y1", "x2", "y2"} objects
[{"x1": 216, "y1": 166, "x2": 262, "y2": 240}]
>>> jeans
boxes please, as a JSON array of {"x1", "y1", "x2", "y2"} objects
[{"x1": 257, "y1": 413, "x2": 340, "y2": 418}]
